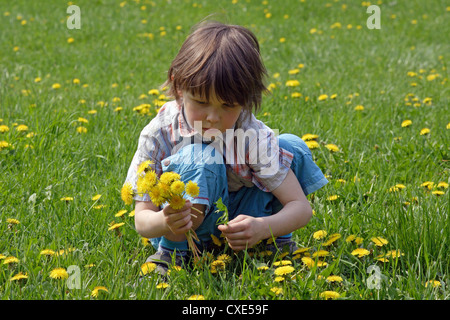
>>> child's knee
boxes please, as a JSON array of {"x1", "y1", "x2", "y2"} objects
[
  {"x1": 162, "y1": 143, "x2": 228, "y2": 214},
  {"x1": 278, "y1": 133, "x2": 311, "y2": 157},
  {"x1": 170, "y1": 143, "x2": 226, "y2": 173}
]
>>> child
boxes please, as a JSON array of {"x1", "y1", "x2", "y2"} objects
[{"x1": 124, "y1": 21, "x2": 328, "y2": 274}]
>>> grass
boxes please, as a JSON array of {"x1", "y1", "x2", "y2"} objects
[{"x1": 0, "y1": 0, "x2": 449, "y2": 300}]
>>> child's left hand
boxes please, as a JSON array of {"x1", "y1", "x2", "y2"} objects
[{"x1": 218, "y1": 215, "x2": 266, "y2": 251}]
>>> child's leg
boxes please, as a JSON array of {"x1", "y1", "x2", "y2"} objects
[
  {"x1": 227, "y1": 133, "x2": 328, "y2": 253},
  {"x1": 149, "y1": 142, "x2": 229, "y2": 259},
  {"x1": 272, "y1": 133, "x2": 328, "y2": 212}
]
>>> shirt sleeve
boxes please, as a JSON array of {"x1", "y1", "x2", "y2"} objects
[
  {"x1": 123, "y1": 123, "x2": 168, "y2": 202},
  {"x1": 248, "y1": 127, "x2": 293, "y2": 192}
]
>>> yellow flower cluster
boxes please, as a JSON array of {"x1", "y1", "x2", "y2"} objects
[
  {"x1": 121, "y1": 160, "x2": 200, "y2": 209},
  {"x1": 137, "y1": 161, "x2": 200, "y2": 209}
]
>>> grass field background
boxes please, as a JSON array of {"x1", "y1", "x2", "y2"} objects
[{"x1": 0, "y1": 0, "x2": 449, "y2": 300}]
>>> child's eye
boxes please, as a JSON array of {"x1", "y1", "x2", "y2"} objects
[{"x1": 195, "y1": 100, "x2": 207, "y2": 105}]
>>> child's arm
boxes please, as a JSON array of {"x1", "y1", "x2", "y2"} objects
[
  {"x1": 218, "y1": 169, "x2": 312, "y2": 251},
  {"x1": 134, "y1": 200, "x2": 205, "y2": 242}
]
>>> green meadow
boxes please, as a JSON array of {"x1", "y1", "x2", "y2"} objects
[{"x1": 0, "y1": 0, "x2": 449, "y2": 300}]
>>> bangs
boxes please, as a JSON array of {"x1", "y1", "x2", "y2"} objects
[{"x1": 165, "y1": 21, "x2": 267, "y2": 112}]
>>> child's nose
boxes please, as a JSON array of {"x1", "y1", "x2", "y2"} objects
[{"x1": 206, "y1": 109, "x2": 220, "y2": 124}]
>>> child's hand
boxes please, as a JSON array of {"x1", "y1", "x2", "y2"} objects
[
  {"x1": 218, "y1": 215, "x2": 266, "y2": 251},
  {"x1": 163, "y1": 200, "x2": 193, "y2": 235}
]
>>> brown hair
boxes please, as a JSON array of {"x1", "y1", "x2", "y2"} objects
[{"x1": 163, "y1": 21, "x2": 268, "y2": 113}]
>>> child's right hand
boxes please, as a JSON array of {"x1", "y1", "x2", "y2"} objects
[{"x1": 163, "y1": 200, "x2": 193, "y2": 235}]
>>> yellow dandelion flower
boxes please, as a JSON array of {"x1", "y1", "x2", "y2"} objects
[
  {"x1": 274, "y1": 276, "x2": 285, "y2": 282},
  {"x1": 420, "y1": 181, "x2": 434, "y2": 189},
  {"x1": 273, "y1": 260, "x2": 292, "y2": 266},
  {"x1": 156, "y1": 282, "x2": 170, "y2": 289},
  {"x1": 301, "y1": 257, "x2": 315, "y2": 268},
  {"x1": 137, "y1": 160, "x2": 153, "y2": 176},
  {"x1": 354, "y1": 105, "x2": 364, "y2": 111},
  {"x1": 270, "y1": 287, "x2": 283, "y2": 295},
  {"x1": 160, "y1": 172, "x2": 181, "y2": 185},
  {"x1": 114, "y1": 209, "x2": 127, "y2": 217},
  {"x1": 318, "y1": 94, "x2": 328, "y2": 101},
  {"x1": 141, "y1": 262, "x2": 157, "y2": 275},
  {"x1": 0, "y1": 141, "x2": 12, "y2": 150},
  {"x1": 157, "y1": 182, "x2": 171, "y2": 198},
  {"x1": 49, "y1": 268, "x2": 68, "y2": 280},
  {"x1": 52, "y1": 83, "x2": 61, "y2": 89},
  {"x1": 432, "y1": 190, "x2": 445, "y2": 196},
  {"x1": 325, "y1": 144, "x2": 339, "y2": 152},
  {"x1": 386, "y1": 249, "x2": 404, "y2": 258},
  {"x1": 346, "y1": 234, "x2": 356, "y2": 242},
  {"x1": 185, "y1": 180, "x2": 200, "y2": 198},
  {"x1": 211, "y1": 234, "x2": 223, "y2": 247},
  {"x1": 258, "y1": 265, "x2": 269, "y2": 271},
  {"x1": 108, "y1": 222, "x2": 125, "y2": 231},
  {"x1": 91, "y1": 194, "x2": 102, "y2": 201},
  {"x1": 301, "y1": 133, "x2": 319, "y2": 141},
  {"x1": 211, "y1": 259, "x2": 226, "y2": 270},
  {"x1": 40, "y1": 249, "x2": 55, "y2": 256},
  {"x1": 401, "y1": 120, "x2": 412, "y2": 127},
  {"x1": 91, "y1": 286, "x2": 109, "y2": 297},
  {"x1": 371, "y1": 237, "x2": 388, "y2": 247},
  {"x1": 0, "y1": 125, "x2": 10, "y2": 132},
  {"x1": 425, "y1": 280, "x2": 441, "y2": 288},
  {"x1": 10, "y1": 272, "x2": 28, "y2": 282},
  {"x1": 351, "y1": 248, "x2": 370, "y2": 258},
  {"x1": 305, "y1": 140, "x2": 320, "y2": 149},
  {"x1": 316, "y1": 260, "x2": 328, "y2": 267},
  {"x1": 76, "y1": 126, "x2": 87, "y2": 134},
  {"x1": 3, "y1": 256, "x2": 19, "y2": 265},
  {"x1": 149, "y1": 185, "x2": 165, "y2": 207},
  {"x1": 420, "y1": 128, "x2": 430, "y2": 135},
  {"x1": 285, "y1": 80, "x2": 300, "y2": 87},
  {"x1": 148, "y1": 89, "x2": 160, "y2": 95},
  {"x1": 320, "y1": 291, "x2": 340, "y2": 299},
  {"x1": 121, "y1": 183, "x2": 134, "y2": 205},
  {"x1": 327, "y1": 275, "x2": 343, "y2": 282},
  {"x1": 170, "y1": 180, "x2": 185, "y2": 195},
  {"x1": 188, "y1": 295, "x2": 205, "y2": 300},
  {"x1": 216, "y1": 254, "x2": 231, "y2": 263},
  {"x1": 323, "y1": 233, "x2": 341, "y2": 246},
  {"x1": 313, "y1": 230, "x2": 327, "y2": 240},
  {"x1": 6, "y1": 218, "x2": 20, "y2": 225},
  {"x1": 137, "y1": 170, "x2": 157, "y2": 194},
  {"x1": 16, "y1": 124, "x2": 28, "y2": 132},
  {"x1": 169, "y1": 194, "x2": 186, "y2": 210},
  {"x1": 312, "y1": 250, "x2": 330, "y2": 258},
  {"x1": 437, "y1": 182, "x2": 448, "y2": 189},
  {"x1": 327, "y1": 195, "x2": 339, "y2": 201}
]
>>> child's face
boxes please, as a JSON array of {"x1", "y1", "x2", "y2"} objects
[{"x1": 181, "y1": 91, "x2": 243, "y2": 135}]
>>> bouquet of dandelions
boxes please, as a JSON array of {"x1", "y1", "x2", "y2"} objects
[{"x1": 121, "y1": 160, "x2": 203, "y2": 261}]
